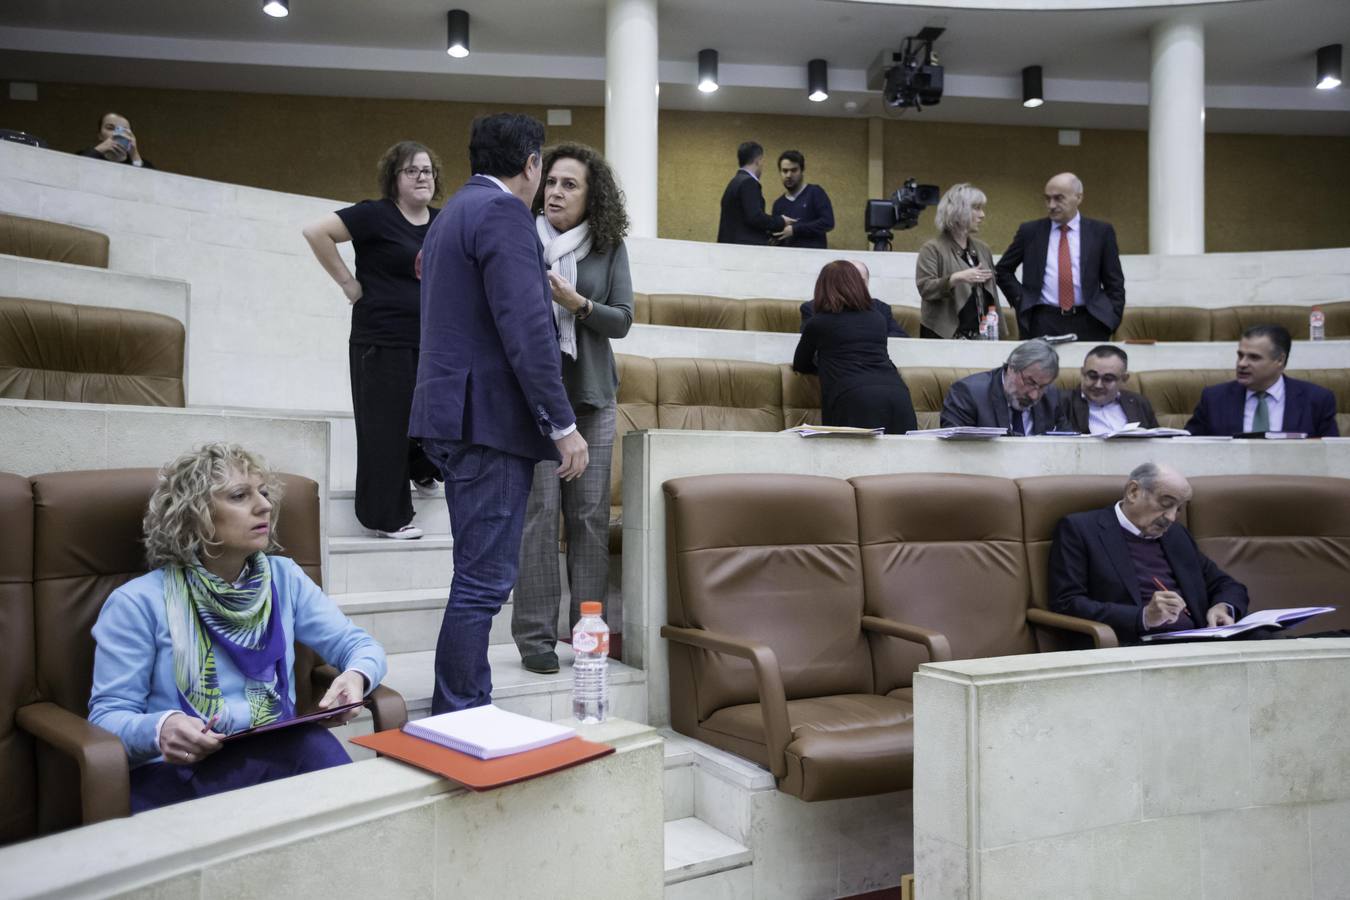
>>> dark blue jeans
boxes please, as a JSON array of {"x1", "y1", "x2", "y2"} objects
[{"x1": 422, "y1": 439, "x2": 536, "y2": 713}]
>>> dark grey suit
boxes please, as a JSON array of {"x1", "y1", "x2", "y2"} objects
[
  {"x1": 1059, "y1": 388, "x2": 1159, "y2": 434},
  {"x1": 939, "y1": 366, "x2": 1066, "y2": 435}
]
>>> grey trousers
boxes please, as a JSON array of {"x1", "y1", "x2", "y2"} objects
[{"x1": 512, "y1": 403, "x2": 616, "y2": 657}]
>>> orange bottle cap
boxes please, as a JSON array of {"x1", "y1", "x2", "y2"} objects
[{"x1": 580, "y1": 601, "x2": 603, "y2": 616}]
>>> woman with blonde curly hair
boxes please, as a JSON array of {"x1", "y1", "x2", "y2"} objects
[
  {"x1": 87, "y1": 443, "x2": 387, "y2": 812},
  {"x1": 512, "y1": 142, "x2": 633, "y2": 675}
]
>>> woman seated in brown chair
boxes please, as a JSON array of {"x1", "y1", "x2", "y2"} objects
[{"x1": 87, "y1": 443, "x2": 387, "y2": 812}]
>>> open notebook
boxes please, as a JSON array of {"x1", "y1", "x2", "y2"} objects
[
  {"x1": 1141, "y1": 606, "x2": 1334, "y2": 642},
  {"x1": 403, "y1": 704, "x2": 576, "y2": 759}
]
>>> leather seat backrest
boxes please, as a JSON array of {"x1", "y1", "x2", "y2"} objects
[
  {"x1": 1187, "y1": 475, "x2": 1350, "y2": 633},
  {"x1": 1210, "y1": 306, "x2": 1317, "y2": 342},
  {"x1": 744, "y1": 299, "x2": 803, "y2": 334},
  {"x1": 1322, "y1": 301, "x2": 1350, "y2": 339},
  {"x1": 655, "y1": 358, "x2": 784, "y2": 432},
  {"x1": 851, "y1": 473, "x2": 1035, "y2": 692},
  {"x1": 889, "y1": 305, "x2": 922, "y2": 337},
  {"x1": 612, "y1": 354, "x2": 659, "y2": 511},
  {"x1": 899, "y1": 367, "x2": 986, "y2": 414},
  {"x1": 631, "y1": 292, "x2": 650, "y2": 324},
  {"x1": 1016, "y1": 475, "x2": 1140, "y2": 612},
  {"x1": 1288, "y1": 369, "x2": 1350, "y2": 412},
  {"x1": 0, "y1": 213, "x2": 109, "y2": 268},
  {"x1": 1132, "y1": 369, "x2": 1234, "y2": 417},
  {"x1": 0, "y1": 297, "x2": 186, "y2": 407},
  {"x1": 0, "y1": 473, "x2": 36, "y2": 844},
  {"x1": 1116, "y1": 307, "x2": 1213, "y2": 341},
  {"x1": 780, "y1": 365, "x2": 822, "y2": 429},
  {"x1": 663, "y1": 474, "x2": 871, "y2": 722},
  {"x1": 646, "y1": 294, "x2": 746, "y2": 330}
]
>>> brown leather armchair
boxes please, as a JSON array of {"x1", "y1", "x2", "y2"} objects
[
  {"x1": 0, "y1": 472, "x2": 37, "y2": 845},
  {"x1": 10, "y1": 468, "x2": 406, "y2": 836},
  {"x1": 661, "y1": 474, "x2": 950, "y2": 802}
]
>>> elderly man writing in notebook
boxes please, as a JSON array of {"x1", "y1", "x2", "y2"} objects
[{"x1": 1047, "y1": 462, "x2": 1249, "y2": 644}]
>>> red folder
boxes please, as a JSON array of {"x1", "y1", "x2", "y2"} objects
[{"x1": 351, "y1": 727, "x2": 614, "y2": 791}]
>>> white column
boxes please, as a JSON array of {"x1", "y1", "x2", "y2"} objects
[
  {"x1": 605, "y1": 0, "x2": 659, "y2": 238},
  {"x1": 1148, "y1": 16, "x2": 1205, "y2": 255}
]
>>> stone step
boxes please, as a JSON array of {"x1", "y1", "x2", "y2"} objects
[
  {"x1": 328, "y1": 487, "x2": 449, "y2": 538},
  {"x1": 335, "y1": 588, "x2": 515, "y2": 652},
  {"x1": 664, "y1": 817, "x2": 753, "y2": 890},
  {"x1": 663, "y1": 732, "x2": 696, "y2": 823},
  {"x1": 383, "y1": 642, "x2": 647, "y2": 723},
  {"x1": 326, "y1": 533, "x2": 453, "y2": 594}
]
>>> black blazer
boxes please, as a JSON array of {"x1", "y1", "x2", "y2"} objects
[
  {"x1": 939, "y1": 366, "x2": 1065, "y2": 435},
  {"x1": 717, "y1": 170, "x2": 785, "y2": 245},
  {"x1": 1184, "y1": 377, "x2": 1340, "y2": 437},
  {"x1": 1059, "y1": 388, "x2": 1159, "y2": 434},
  {"x1": 800, "y1": 298, "x2": 908, "y2": 337},
  {"x1": 1048, "y1": 506, "x2": 1249, "y2": 643},
  {"x1": 994, "y1": 216, "x2": 1125, "y2": 336}
]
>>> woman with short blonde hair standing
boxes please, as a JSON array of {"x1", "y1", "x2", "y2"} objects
[{"x1": 915, "y1": 182, "x2": 998, "y2": 339}]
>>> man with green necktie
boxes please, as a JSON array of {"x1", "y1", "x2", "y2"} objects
[{"x1": 1185, "y1": 324, "x2": 1339, "y2": 437}]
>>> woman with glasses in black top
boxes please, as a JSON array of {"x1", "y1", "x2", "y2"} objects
[{"x1": 303, "y1": 141, "x2": 444, "y2": 540}]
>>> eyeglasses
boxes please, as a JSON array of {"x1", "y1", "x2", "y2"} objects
[
  {"x1": 1082, "y1": 371, "x2": 1121, "y2": 386},
  {"x1": 1012, "y1": 368, "x2": 1054, "y2": 392},
  {"x1": 400, "y1": 166, "x2": 437, "y2": 179}
]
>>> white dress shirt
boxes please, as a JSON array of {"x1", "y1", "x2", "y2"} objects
[
  {"x1": 1243, "y1": 375, "x2": 1286, "y2": 432},
  {"x1": 472, "y1": 172, "x2": 576, "y2": 441},
  {"x1": 1040, "y1": 213, "x2": 1083, "y2": 308},
  {"x1": 1086, "y1": 394, "x2": 1130, "y2": 434}
]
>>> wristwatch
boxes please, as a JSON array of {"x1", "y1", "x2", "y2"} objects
[{"x1": 575, "y1": 298, "x2": 593, "y2": 320}]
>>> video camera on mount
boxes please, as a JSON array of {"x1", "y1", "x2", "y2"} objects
[
  {"x1": 864, "y1": 179, "x2": 940, "y2": 252},
  {"x1": 868, "y1": 26, "x2": 945, "y2": 111}
]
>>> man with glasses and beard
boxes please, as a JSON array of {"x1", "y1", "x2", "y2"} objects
[
  {"x1": 940, "y1": 338, "x2": 1067, "y2": 435},
  {"x1": 1059, "y1": 345, "x2": 1159, "y2": 434}
]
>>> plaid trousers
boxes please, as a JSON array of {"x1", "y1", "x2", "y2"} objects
[{"x1": 511, "y1": 403, "x2": 616, "y2": 657}]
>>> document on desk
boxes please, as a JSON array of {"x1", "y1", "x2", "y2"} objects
[
  {"x1": 403, "y1": 704, "x2": 575, "y2": 759},
  {"x1": 908, "y1": 426, "x2": 1009, "y2": 440},
  {"x1": 1141, "y1": 606, "x2": 1335, "y2": 642},
  {"x1": 785, "y1": 424, "x2": 884, "y2": 438},
  {"x1": 1097, "y1": 424, "x2": 1192, "y2": 439}
]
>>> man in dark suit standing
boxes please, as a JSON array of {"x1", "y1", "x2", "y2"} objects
[
  {"x1": 940, "y1": 338, "x2": 1066, "y2": 435},
  {"x1": 994, "y1": 172, "x2": 1125, "y2": 341},
  {"x1": 412, "y1": 113, "x2": 589, "y2": 713},
  {"x1": 717, "y1": 141, "x2": 792, "y2": 245},
  {"x1": 799, "y1": 260, "x2": 908, "y2": 337},
  {"x1": 1185, "y1": 324, "x2": 1340, "y2": 437},
  {"x1": 1048, "y1": 462, "x2": 1248, "y2": 644},
  {"x1": 1059, "y1": 344, "x2": 1159, "y2": 434}
]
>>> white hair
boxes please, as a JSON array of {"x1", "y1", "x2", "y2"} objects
[{"x1": 934, "y1": 183, "x2": 987, "y2": 235}]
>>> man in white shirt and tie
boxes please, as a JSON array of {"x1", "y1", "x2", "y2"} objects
[
  {"x1": 1059, "y1": 345, "x2": 1160, "y2": 434},
  {"x1": 994, "y1": 172, "x2": 1126, "y2": 342},
  {"x1": 1185, "y1": 324, "x2": 1340, "y2": 437}
]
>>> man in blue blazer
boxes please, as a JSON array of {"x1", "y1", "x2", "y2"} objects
[
  {"x1": 411, "y1": 113, "x2": 589, "y2": 713},
  {"x1": 1049, "y1": 462, "x2": 1248, "y2": 644},
  {"x1": 1185, "y1": 323, "x2": 1340, "y2": 437},
  {"x1": 994, "y1": 172, "x2": 1125, "y2": 342}
]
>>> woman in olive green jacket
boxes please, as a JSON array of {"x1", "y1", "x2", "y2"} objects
[{"x1": 914, "y1": 183, "x2": 998, "y2": 339}]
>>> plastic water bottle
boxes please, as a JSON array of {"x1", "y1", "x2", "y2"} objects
[
  {"x1": 571, "y1": 601, "x2": 610, "y2": 724},
  {"x1": 983, "y1": 306, "x2": 1000, "y2": 341},
  {"x1": 1310, "y1": 306, "x2": 1326, "y2": 341}
]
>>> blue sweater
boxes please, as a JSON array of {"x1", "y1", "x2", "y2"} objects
[
  {"x1": 771, "y1": 184, "x2": 835, "y2": 249},
  {"x1": 88, "y1": 556, "x2": 387, "y2": 766}
]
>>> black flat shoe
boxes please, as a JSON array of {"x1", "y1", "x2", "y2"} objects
[{"x1": 521, "y1": 651, "x2": 560, "y2": 675}]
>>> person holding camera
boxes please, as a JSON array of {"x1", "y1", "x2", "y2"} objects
[
  {"x1": 79, "y1": 112, "x2": 154, "y2": 168},
  {"x1": 914, "y1": 182, "x2": 995, "y2": 339}
]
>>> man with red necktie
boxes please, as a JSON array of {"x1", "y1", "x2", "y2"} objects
[{"x1": 994, "y1": 172, "x2": 1125, "y2": 341}]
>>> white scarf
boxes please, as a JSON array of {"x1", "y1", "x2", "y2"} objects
[{"x1": 535, "y1": 215, "x2": 592, "y2": 360}]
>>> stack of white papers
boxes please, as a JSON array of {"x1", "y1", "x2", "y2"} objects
[
  {"x1": 403, "y1": 704, "x2": 576, "y2": 759},
  {"x1": 785, "y1": 424, "x2": 884, "y2": 438},
  {"x1": 908, "y1": 426, "x2": 1009, "y2": 440},
  {"x1": 1098, "y1": 424, "x2": 1192, "y2": 439}
]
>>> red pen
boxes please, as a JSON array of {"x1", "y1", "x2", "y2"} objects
[{"x1": 1152, "y1": 576, "x2": 1169, "y2": 593}]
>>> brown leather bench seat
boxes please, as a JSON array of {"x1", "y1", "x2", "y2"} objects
[
  {"x1": 0, "y1": 213, "x2": 110, "y2": 268},
  {"x1": 0, "y1": 296, "x2": 186, "y2": 407},
  {"x1": 661, "y1": 471, "x2": 1350, "y2": 801}
]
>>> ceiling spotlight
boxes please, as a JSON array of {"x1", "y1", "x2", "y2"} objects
[
  {"x1": 1022, "y1": 65, "x2": 1044, "y2": 108},
  {"x1": 698, "y1": 49, "x2": 719, "y2": 93},
  {"x1": 262, "y1": 0, "x2": 288, "y2": 17},
  {"x1": 1316, "y1": 44, "x2": 1342, "y2": 90},
  {"x1": 808, "y1": 58, "x2": 829, "y2": 102},
  {"x1": 447, "y1": 9, "x2": 470, "y2": 58}
]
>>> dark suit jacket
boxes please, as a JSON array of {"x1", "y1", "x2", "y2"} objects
[
  {"x1": 410, "y1": 176, "x2": 575, "y2": 462},
  {"x1": 800, "y1": 298, "x2": 908, "y2": 337},
  {"x1": 939, "y1": 366, "x2": 1065, "y2": 434},
  {"x1": 994, "y1": 216, "x2": 1126, "y2": 337},
  {"x1": 1048, "y1": 506, "x2": 1249, "y2": 643},
  {"x1": 1184, "y1": 376, "x2": 1340, "y2": 437},
  {"x1": 1059, "y1": 388, "x2": 1159, "y2": 434},
  {"x1": 717, "y1": 170, "x2": 785, "y2": 245}
]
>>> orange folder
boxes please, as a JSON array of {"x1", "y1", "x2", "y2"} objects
[{"x1": 351, "y1": 727, "x2": 614, "y2": 791}]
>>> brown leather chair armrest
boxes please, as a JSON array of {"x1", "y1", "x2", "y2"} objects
[
  {"x1": 1026, "y1": 608, "x2": 1120, "y2": 649},
  {"x1": 661, "y1": 624, "x2": 791, "y2": 779},
  {"x1": 15, "y1": 701, "x2": 130, "y2": 825},
  {"x1": 312, "y1": 664, "x2": 409, "y2": 732},
  {"x1": 861, "y1": 615, "x2": 953, "y2": 663}
]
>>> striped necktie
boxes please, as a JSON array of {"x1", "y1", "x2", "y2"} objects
[{"x1": 1057, "y1": 224, "x2": 1074, "y2": 312}]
